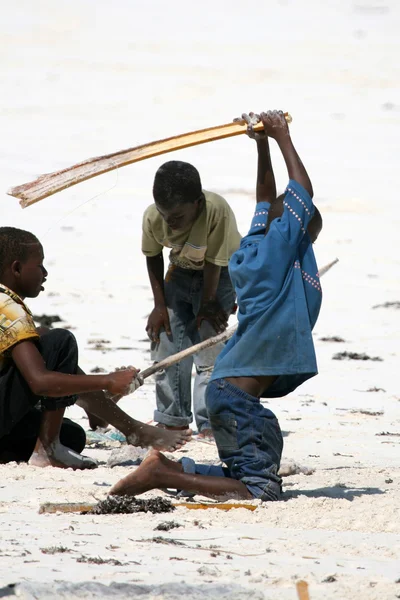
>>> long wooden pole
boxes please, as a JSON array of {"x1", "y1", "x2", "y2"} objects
[
  {"x1": 7, "y1": 114, "x2": 291, "y2": 208},
  {"x1": 133, "y1": 258, "x2": 338, "y2": 390}
]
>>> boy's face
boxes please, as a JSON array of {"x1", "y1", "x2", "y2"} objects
[
  {"x1": 14, "y1": 243, "x2": 48, "y2": 298},
  {"x1": 156, "y1": 199, "x2": 202, "y2": 231}
]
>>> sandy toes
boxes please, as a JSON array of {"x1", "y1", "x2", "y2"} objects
[{"x1": 126, "y1": 423, "x2": 192, "y2": 451}]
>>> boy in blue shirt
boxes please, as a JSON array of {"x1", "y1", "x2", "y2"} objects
[{"x1": 110, "y1": 110, "x2": 323, "y2": 501}]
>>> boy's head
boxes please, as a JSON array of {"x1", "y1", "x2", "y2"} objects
[
  {"x1": 153, "y1": 160, "x2": 204, "y2": 231},
  {"x1": 0, "y1": 227, "x2": 47, "y2": 299}
]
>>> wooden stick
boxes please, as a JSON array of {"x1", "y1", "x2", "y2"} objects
[
  {"x1": 135, "y1": 258, "x2": 338, "y2": 388},
  {"x1": 174, "y1": 501, "x2": 257, "y2": 512},
  {"x1": 8, "y1": 114, "x2": 292, "y2": 208},
  {"x1": 38, "y1": 501, "x2": 257, "y2": 514},
  {"x1": 318, "y1": 257, "x2": 338, "y2": 276},
  {"x1": 296, "y1": 580, "x2": 310, "y2": 600},
  {"x1": 138, "y1": 325, "x2": 237, "y2": 381}
]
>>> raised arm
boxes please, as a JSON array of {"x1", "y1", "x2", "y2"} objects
[
  {"x1": 244, "y1": 112, "x2": 277, "y2": 204},
  {"x1": 260, "y1": 110, "x2": 313, "y2": 198}
]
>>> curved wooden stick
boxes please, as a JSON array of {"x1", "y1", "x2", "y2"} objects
[
  {"x1": 133, "y1": 258, "x2": 338, "y2": 391},
  {"x1": 7, "y1": 113, "x2": 292, "y2": 208}
]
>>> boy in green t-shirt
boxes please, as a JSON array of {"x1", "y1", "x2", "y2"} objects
[{"x1": 142, "y1": 160, "x2": 241, "y2": 438}]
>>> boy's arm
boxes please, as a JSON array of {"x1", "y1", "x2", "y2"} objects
[
  {"x1": 244, "y1": 113, "x2": 277, "y2": 204},
  {"x1": 260, "y1": 110, "x2": 313, "y2": 198},
  {"x1": 11, "y1": 340, "x2": 138, "y2": 397},
  {"x1": 196, "y1": 261, "x2": 228, "y2": 334},
  {"x1": 146, "y1": 254, "x2": 171, "y2": 342}
]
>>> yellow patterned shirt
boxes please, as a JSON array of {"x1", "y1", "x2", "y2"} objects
[
  {"x1": 0, "y1": 284, "x2": 39, "y2": 372},
  {"x1": 142, "y1": 190, "x2": 242, "y2": 270}
]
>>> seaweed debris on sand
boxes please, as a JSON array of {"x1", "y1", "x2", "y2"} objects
[{"x1": 86, "y1": 495, "x2": 175, "y2": 515}]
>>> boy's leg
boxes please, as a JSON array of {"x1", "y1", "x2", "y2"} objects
[
  {"x1": 109, "y1": 450, "x2": 252, "y2": 500},
  {"x1": 28, "y1": 407, "x2": 97, "y2": 469},
  {"x1": 110, "y1": 379, "x2": 283, "y2": 501},
  {"x1": 40, "y1": 330, "x2": 191, "y2": 452},
  {"x1": 153, "y1": 269, "x2": 196, "y2": 429},
  {"x1": 0, "y1": 409, "x2": 86, "y2": 463},
  {"x1": 206, "y1": 379, "x2": 283, "y2": 501},
  {"x1": 192, "y1": 268, "x2": 236, "y2": 435}
]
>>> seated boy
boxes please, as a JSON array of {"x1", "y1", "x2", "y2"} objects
[
  {"x1": 110, "y1": 110, "x2": 323, "y2": 500},
  {"x1": 0, "y1": 227, "x2": 191, "y2": 468},
  {"x1": 142, "y1": 160, "x2": 241, "y2": 437}
]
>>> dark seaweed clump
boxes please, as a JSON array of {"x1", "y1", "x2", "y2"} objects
[
  {"x1": 33, "y1": 314, "x2": 62, "y2": 328},
  {"x1": 86, "y1": 495, "x2": 175, "y2": 515},
  {"x1": 332, "y1": 351, "x2": 383, "y2": 362}
]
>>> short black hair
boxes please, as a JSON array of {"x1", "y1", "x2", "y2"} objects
[
  {"x1": 153, "y1": 161, "x2": 202, "y2": 208},
  {"x1": 0, "y1": 227, "x2": 40, "y2": 276}
]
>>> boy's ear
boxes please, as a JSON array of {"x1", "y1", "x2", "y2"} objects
[{"x1": 10, "y1": 260, "x2": 22, "y2": 277}]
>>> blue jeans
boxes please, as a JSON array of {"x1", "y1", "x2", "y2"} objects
[
  {"x1": 152, "y1": 267, "x2": 235, "y2": 432},
  {"x1": 181, "y1": 379, "x2": 283, "y2": 500}
]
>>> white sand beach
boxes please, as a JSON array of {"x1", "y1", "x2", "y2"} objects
[{"x1": 1, "y1": 1, "x2": 399, "y2": 598}]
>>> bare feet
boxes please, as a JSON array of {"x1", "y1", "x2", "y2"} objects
[
  {"x1": 109, "y1": 450, "x2": 182, "y2": 496},
  {"x1": 28, "y1": 440, "x2": 98, "y2": 470},
  {"x1": 126, "y1": 423, "x2": 191, "y2": 452}
]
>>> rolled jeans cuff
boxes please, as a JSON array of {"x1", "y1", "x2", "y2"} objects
[{"x1": 153, "y1": 410, "x2": 192, "y2": 428}]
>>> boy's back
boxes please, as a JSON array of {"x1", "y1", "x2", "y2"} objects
[{"x1": 211, "y1": 179, "x2": 322, "y2": 397}]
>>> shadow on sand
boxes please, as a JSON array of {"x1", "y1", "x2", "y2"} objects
[{"x1": 283, "y1": 485, "x2": 385, "y2": 501}]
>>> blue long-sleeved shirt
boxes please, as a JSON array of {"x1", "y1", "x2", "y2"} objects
[{"x1": 210, "y1": 179, "x2": 322, "y2": 398}]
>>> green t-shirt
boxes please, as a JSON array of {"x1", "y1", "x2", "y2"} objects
[{"x1": 142, "y1": 190, "x2": 242, "y2": 270}]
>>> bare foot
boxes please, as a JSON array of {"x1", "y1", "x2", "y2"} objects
[
  {"x1": 109, "y1": 450, "x2": 182, "y2": 496},
  {"x1": 126, "y1": 423, "x2": 191, "y2": 452},
  {"x1": 28, "y1": 441, "x2": 98, "y2": 470}
]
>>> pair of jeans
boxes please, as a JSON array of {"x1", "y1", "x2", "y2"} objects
[
  {"x1": 152, "y1": 266, "x2": 235, "y2": 432},
  {"x1": 0, "y1": 329, "x2": 79, "y2": 439},
  {"x1": 181, "y1": 378, "x2": 283, "y2": 501}
]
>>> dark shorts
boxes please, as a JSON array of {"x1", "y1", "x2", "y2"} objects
[
  {"x1": 0, "y1": 409, "x2": 86, "y2": 463},
  {"x1": 205, "y1": 378, "x2": 283, "y2": 501},
  {"x1": 0, "y1": 329, "x2": 79, "y2": 439}
]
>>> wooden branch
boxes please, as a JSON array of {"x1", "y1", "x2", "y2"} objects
[
  {"x1": 296, "y1": 581, "x2": 310, "y2": 600},
  {"x1": 138, "y1": 325, "x2": 237, "y2": 382},
  {"x1": 7, "y1": 113, "x2": 292, "y2": 208},
  {"x1": 38, "y1": 501, "x2": 258, "y2": 514}
]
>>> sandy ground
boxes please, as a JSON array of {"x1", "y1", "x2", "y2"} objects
[{"x1": 1, "y1": 1, "x2": 400, "y2": 598}]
